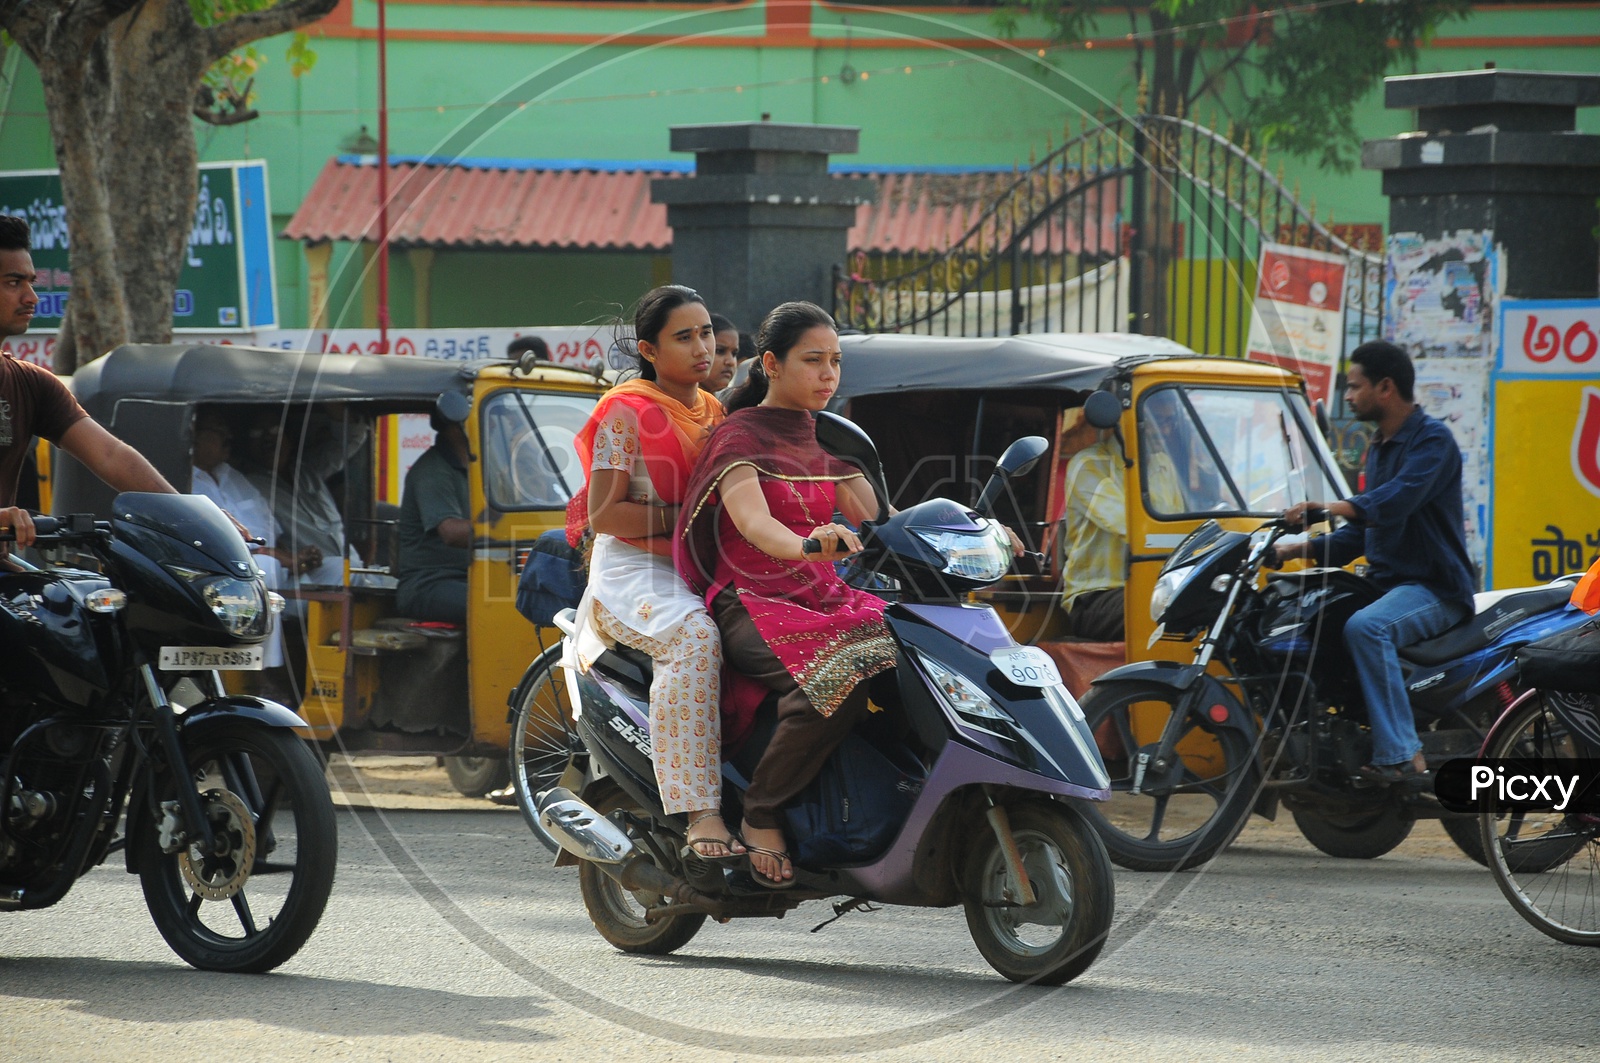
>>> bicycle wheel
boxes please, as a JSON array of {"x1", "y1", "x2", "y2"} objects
[
  {"x1": 510, "y1": 643, "x2": 579, "y2": 853},
  {"x1": 1479, "y1": 690, "x2": 1600, "y2": 946}
]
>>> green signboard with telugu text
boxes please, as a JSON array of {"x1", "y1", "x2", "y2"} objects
[{"x1": 0, "y1": 160, "x2": 277, "y2": 331}]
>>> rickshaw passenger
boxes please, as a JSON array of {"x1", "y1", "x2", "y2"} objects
[
  {"x1": 570, "y1": 286, "x2": 742, "y2": 863},
  {"x1": 245, "y1": 406, "x2": 370, "y2": 587},
  {"x1": 1057, "y1": 409, "x2": 1184, "y2": 640},
  {"x1": 396, "y1": 394, "x2": 472, "y2": 625}
]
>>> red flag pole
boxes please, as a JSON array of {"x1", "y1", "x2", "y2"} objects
[{"x1": 376, "y1": 0, "x2": 391, "y2": 353}]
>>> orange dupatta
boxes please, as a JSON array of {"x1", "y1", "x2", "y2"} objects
[{"x1": 572, "y1": 380, "x2": 724, "y2": 553}]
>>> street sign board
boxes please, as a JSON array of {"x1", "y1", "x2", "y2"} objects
[{"x1": 0, "y1": 160, "x2": 277, "y2": 332}]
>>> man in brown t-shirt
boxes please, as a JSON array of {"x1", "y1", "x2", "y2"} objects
[{"x1": 0, "y1": 214, "x2": 176, "y2": 548}]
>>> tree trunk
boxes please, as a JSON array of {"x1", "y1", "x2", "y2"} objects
[
  {"x1": 35, "y1": 50, "x2": 131, "y2": 370},
  {"x1": 105, "y1": 0, "x2": 209, "y2": 345}
]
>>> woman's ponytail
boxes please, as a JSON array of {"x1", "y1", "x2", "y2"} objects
[{"x1": 724, "y1": 359, "x2": 769, "y2": 412}]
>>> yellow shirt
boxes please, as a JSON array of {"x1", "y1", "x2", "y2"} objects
[{"x1": 1060, "y1": 440, "x2": 1184, "y2": 609}]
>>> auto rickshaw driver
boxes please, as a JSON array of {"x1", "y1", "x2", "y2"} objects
[{"x1": 395, "y1": 391, "x2": 473, "y2": 625}]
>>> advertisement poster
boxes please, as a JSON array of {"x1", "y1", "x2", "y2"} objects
[
  {"x1": 1491, "y1": 299, "x2": 1600, "y2": 588},
  {"x1": 1245, "y1": 242, "x2": 1348, "y2": 405},
  {"x1": 0, "y1": 161, "x2": 277, "y2": 332},
  {"x1": 1384, "y1": 230, "x2": 1500, "y2": 360},
  {"x1": 1415, "y1": 360, "x2": 1491, "y2": 575}
]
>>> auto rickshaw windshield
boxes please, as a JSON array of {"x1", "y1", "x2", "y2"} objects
[
  {"x1": 479, "y1": 389, "x2": 596, "y2": 511},
  {"x1": 1139, "y1": 385, "x2": 1347, "y2": 518}
]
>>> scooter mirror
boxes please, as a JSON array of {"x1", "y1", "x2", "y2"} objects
[
  {"x1": 815, "y1": 410, "x2": 889, "y2": 522},
  {"x1": 1083, "y1": 390, "x2": 1122, "y2": 430},
  {"x1": 975, "y1": 435, "x2": 1050, "y2": 516}
]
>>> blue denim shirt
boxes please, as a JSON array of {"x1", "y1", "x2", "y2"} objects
[{"x1": 1315, "y1": 406, "x2": 1476, "y2": 610}]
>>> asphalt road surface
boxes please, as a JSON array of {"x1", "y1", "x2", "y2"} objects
[{"x1": 1, "y1": 800, "x2": 1594, "y2": 1063}]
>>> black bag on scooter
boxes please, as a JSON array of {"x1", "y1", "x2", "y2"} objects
[
  {"x1": 516, "y1": 528, "x2": 587, "y2": 626},
  {"x1": 1517, "y1": 618, "x2": 1600, "y2": 694},
  {"x1": 785, "y1": 734, "x2": 925, "y2": 868}
]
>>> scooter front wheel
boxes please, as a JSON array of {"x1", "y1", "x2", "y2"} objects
[
  {"x1": 578, "y1": 791, "x2": 707, "y2": 955},
  {"x1": 1076, "y1": 680, "x2": 1259, "y2": 872},
  {"x1": 962, "y1": 801, "x2": 1115, "y2": 985}
]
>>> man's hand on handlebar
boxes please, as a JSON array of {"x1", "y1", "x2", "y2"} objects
[{"x1": 802, "y1": 522, "x2": 862, "y2": 562}]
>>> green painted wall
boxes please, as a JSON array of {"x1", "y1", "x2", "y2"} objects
[{"x1": 0, "y1": 2, "x2": 1595, "y2": 329}]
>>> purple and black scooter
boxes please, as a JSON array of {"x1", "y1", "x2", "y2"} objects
[{"x1": 535, "y1": 413, "x2": 1115, "y2": 985}]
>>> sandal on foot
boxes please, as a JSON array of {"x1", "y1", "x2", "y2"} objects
[
  {"x1": 682, "y1": 815, "x2": 745, "y2": 866},
  {"x1": 743, "y1": 844, "x2": 795, "y2": 889}
]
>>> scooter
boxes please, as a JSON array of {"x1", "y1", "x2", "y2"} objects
[{"x1": 533, "y1": 413, "x2": 1116, "y2": 985}]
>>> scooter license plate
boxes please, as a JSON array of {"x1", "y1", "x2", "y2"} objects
[
  {"x1": 989, "y1": 646, "x2": 1063, "y2": 688},
  {"x1": 158, "y1": 646, "x2": 264, "y2": 671}
]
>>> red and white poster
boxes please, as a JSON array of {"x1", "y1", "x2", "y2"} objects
[{"x1": 1246, "y1": 242, "x2": 1349, "y2": 405}]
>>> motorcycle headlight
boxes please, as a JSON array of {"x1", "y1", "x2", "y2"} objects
[
  {"x1": 912, "y1": 521, "x2": 1012, "y2": 582},
  {"x1": 202, "y1": 578, "x2": 269, "y2": 637},
  {"x1": 1150, "y1": 565, "x2": 1193, "y2": 622}
]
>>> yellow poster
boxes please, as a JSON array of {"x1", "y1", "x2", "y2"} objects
[{"x1": 1491, "y1": 299, "x2": 1600, "y2": 588}]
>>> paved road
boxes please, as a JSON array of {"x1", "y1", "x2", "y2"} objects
[{"x1": 1, "y1": 806, "x2": 1594, "y2": 1062}]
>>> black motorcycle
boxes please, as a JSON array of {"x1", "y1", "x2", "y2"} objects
[
  {"x1": 1076, "y1": 515, "x2": 1585, "y2": 872},
  {"x1": 1, "y1": 494, "x2": 336, "y2": 972}
]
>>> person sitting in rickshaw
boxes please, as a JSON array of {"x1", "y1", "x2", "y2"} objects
[
  {"x1": 244, "y1": 404, "x2": 370, "y2": 588},
  {"x1": 396, "y1": 393, "x2": 473, "y2": 625},
  {"x1": 1058, "y1": 405, "x2": 1184, "y2": 641}
]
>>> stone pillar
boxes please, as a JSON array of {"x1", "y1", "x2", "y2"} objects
[
  {"x1": 652, "y1": 122, "x2": 876, "y2": 333},
  {"x1": 1362, "y1": 69, "x2": 1600, "y2": 299}
]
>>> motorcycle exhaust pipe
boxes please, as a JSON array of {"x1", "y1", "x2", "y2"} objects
[{"x1": 536, "y1": 787, "x2": 719, "y2": 911}]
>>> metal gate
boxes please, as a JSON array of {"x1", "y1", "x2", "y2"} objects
[{"x1": 833, "y1": 110, "x2": 1383, "y2": 365}]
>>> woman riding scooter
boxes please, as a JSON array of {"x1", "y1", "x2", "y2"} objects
[
  {"x1": 571, "y1": 285, "x2": 743, "y2": 863},
  {"x1": 676, "y1": 301, "x2": 898, "y2": 887}
]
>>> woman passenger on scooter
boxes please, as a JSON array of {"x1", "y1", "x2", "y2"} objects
[
  {"x1": 676, "y1": 301, "x2": 898, "y2": 888},
  {"x1": 572, "y1": 285, "x2": 744, "y2": 863}
]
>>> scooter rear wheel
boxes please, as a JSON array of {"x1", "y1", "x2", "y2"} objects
[
  {"x1": 962, "y1": 801, "x2": 1114, "y2": 985},
  {"x1": 578, "y1": 791, "x2": 707, "y2": 955}
]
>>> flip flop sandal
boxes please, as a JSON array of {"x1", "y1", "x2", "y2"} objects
[
  {"x1": 743, "y1": 844, "x2": 795, "y2": 889},
  {"x1": 681, "y1": 832, "x2": 746, "y2": 867}
]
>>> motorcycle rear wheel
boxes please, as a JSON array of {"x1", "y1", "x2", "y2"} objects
[
  {"x1": 510, "y1": 644, "x2": 578, "y2": 853},
  {"x1": 1479, "y1": 691, "x2": 1600, "y2": 946},
  {"x1": 137, "y1": 722, "x2": 337, "y2": 973},
  {"x1": 961, "y1": 801, "x2": 1115, "y2": 985},
  {"x1": 1077, "y1": 680, "x2": 1260, "y2": 872},
  {"x1": 578, "y1": 791, "x2": 706, "y2": 955},
  {"x1": 1290, "y1": 804, "x2": 1414, "y2": 859}
]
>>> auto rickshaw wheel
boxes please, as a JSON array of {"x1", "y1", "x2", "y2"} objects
[{"x1": 444, "y1": 755, "x2": 511, "y2": 798}]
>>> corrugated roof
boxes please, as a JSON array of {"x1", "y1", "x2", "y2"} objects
[{"x1": 282, "y1": 157, "x2": 1119, "y2": 256}]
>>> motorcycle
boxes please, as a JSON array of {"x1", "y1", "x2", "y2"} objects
[
  {"x1": 1076, "y1": 514, "x2": 1588, "y2": 872},
  {"x1": 520, "y1": 414, "x2": 1116, "y2": 985},
  {"x1": 0, "y1": 494, "x2": 337, "y2": 972}
]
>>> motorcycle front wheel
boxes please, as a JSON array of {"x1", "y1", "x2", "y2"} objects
[
  {"x1": 137, "y1": 722, "x2": 338, "y2": 973},
  {"x1": 1479, "y1": 691, "x2": 1600, "y2": 946},
  {"x1": 510, "y1": 644, "x2": 579, "y2": 853},
  {"x1": 1077, "y1": 680, "x2": 1260, "y2": 872},
  {"x1": 961, "y1": 801, "x2": 1115, "y2": 985}
]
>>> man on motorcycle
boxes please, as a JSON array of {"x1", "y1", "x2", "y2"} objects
[
  {"x1": 1274, "y1": 340, "x2": 1475, "y2": 785},
  {"x1": 0, "y1": 215, "x2": 177, "y2": 551}
]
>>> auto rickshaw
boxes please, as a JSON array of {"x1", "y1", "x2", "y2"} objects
[
  {"x1": 829, "y1": 331, "x2": 1351, "y2": 676},
  {"x1": 53, "y1": 343, "x2": 606, "y2": 792}
]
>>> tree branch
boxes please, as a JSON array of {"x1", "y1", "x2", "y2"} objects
[{"x1": 203, "y1": 0, "x2": 339, "y2": 62}]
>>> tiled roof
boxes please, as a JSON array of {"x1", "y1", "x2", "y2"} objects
[{"x1": 282, "y1": 157, "x2": 1118, "y2": 256}]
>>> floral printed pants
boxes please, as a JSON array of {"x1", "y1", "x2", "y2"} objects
[{"x1": 593, "y1": 601, "x2": 722, "y2": 816}]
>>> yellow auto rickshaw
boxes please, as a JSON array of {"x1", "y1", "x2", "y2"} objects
[{"x1": 54, "y1": 343, "x2": 606, "y2": 793}]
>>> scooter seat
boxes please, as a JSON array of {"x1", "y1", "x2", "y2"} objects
[
  {"x1": 1398, "y1": 584, "x2": 1573, "y2": 667},
  {"x1": 593, "y1": 641, "x2": 654, "y2": 689}
]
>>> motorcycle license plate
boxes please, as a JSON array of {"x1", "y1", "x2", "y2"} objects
[
  {"x1": 159, "y1": 645, "x2": 264, "y2": 671},
  {"x1": 989, "y1": 646, "x2": 1063, "y2": 688}
]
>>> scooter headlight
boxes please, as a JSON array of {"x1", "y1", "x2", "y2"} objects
[
  {"x1": 913, "y1": 650, "x2": 1011, "y2": 724},
  {"x1": 1150, "y1": 565, "x2": 1193, "y2": 622},
  {"x1": 912, "y1": 520, "x2": 1012, "y2": 582}
]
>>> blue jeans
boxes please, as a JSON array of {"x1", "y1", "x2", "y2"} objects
[{"x1": 1343, "y1": 583, "x2": 1470, "y2": 766}]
